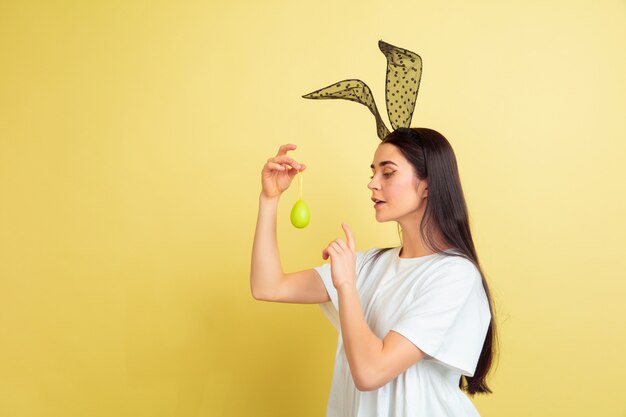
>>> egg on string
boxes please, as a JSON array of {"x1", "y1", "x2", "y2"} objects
[{"x1": 290, "y1": 169, "x2": 310, "y2": 228}]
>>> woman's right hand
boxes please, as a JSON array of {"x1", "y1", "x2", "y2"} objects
[{"x1": 261, "y1": 144, "x2": 307, "y2": 199}]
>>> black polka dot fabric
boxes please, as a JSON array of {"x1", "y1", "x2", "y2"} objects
[
  {"x1": 302, "y1": 40, "x2": 422, "y2": 141},
  {"x1": 378, "y1": 40, "x2": 422, "y2": 131},
  {"x1": 302, "y1": 79, "x2": 391, "y2": 140}
]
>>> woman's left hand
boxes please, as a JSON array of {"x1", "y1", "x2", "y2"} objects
[{"x1": 322, "y1": 223, "x2": 357, "y2": 290}]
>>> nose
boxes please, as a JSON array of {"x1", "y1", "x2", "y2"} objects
[{"x1": 368, "y1": 177, "x2": 379, "y2": 190}]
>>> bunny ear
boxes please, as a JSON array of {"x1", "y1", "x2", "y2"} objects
[
  {"x1": 378, "y1": 40, "x2": 422, "y2": 130},
  {"x1": 302, "y1": 78, "x2": 391, "y2": 140}
]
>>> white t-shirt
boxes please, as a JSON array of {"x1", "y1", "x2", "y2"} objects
[{"x1": 314, "y1": 246, "x2": 491, "y2": 417}]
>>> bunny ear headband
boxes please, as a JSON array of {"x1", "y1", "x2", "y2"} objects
[{"x1": 302, "y1": 40, "x2": 422, "y2": 140}]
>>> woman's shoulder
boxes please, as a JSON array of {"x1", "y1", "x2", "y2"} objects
[
  {"x1": 431, "y1": 252, "x2": 482, "y2": 283},
  {"x1": 357, "y1": 246, "x2": 398, "y2": 261},
  {"x1": 355, "y1": 246, "x2": 398, "y2": 270}
]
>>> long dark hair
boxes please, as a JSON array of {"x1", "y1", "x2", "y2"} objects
[{"x1": 362, "y1": 127, "x2": 498, "y2": 395}]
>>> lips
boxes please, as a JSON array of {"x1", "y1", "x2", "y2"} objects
[{"x1": 371, "y1": 197, "x2": 386, "y2": 208}]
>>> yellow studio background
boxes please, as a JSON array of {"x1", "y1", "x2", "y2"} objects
[{"x1": 1, "y1": 0, "x2": 625, "y2": 416}]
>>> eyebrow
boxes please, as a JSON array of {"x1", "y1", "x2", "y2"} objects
[{"x1": 370, "y1": 160, "x2": 398, "y2": 169}]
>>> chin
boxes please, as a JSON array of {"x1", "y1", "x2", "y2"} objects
[{"x1": 374, "y1": 213, "x2": 394, "y2": 223}]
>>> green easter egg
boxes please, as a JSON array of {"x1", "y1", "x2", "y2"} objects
[{"x1": 290, "y1": 198, "x2": 310, "y2": 228}]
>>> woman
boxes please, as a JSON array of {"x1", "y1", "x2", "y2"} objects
[{"x1": 250, "y1": 127, "x2": 497, "y2": 417}]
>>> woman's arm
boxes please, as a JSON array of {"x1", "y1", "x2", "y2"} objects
[
  {"x1": 250, "y1": 193, "x2": 283, "y2": 300},
  {"x1": 250, "y1": 192, "x2": 330, "y2": 303},
  {"x1": 337, "y1": 284, "x2": 427, "y2": 391},
  {"x1": 324, "y1": 224, "x2": 426, "y2": 391},
  {"x1": 250, "y1": 144, "x2": 329, "y2": 303}
]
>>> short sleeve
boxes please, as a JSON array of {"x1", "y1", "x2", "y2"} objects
[
  {"x1": 314, "y1": 250, "x2": 370, "y2": 331},
  {"x1": 390, "y1": 260, "x2": 491, "y2": 376}
]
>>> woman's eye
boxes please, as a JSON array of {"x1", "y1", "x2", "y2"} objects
[{"x1": 369, "y1": 172, "x2": 394, "y2": 179}]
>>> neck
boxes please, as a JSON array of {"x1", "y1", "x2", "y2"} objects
[{"x1": 397, "y1": 217, "x2": 448, "y2": 258}]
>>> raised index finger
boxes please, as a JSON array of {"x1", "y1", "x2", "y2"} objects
[
  {"x1": 341, "y1": 223, "x2": 355, "y2": 252},
  {"x1": 277, "y1": 144, "x2": 297, "y2": 156}
]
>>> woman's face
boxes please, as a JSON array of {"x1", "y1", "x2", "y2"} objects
[{"x1": 367, "y1": 143, "x2": 427, "y2": 223}]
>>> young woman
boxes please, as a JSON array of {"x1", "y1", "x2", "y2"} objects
[{"x1": 250, "y1": 127, "x2": 497, "y2": 417}]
